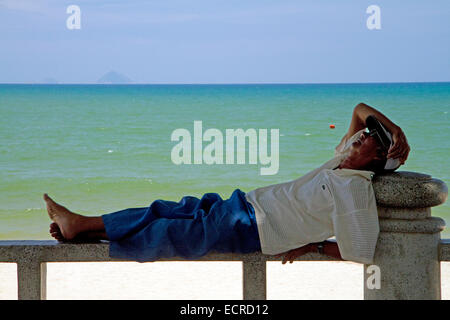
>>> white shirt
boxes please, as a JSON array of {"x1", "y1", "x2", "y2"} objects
[{"x1": 245, "y1": 129, "x2": 379, "y2": 264}]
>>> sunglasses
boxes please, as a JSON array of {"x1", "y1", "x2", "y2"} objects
[{"x1": 366, "y1": 129, "x2": 390, "y2": 151}]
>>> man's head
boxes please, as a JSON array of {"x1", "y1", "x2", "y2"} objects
[
  {"x1": 340, "y1": 115, "x2": 403, "y2": 174},
  {"x1": 340, "y1": 131, "x2": 388, "y2": 174}
]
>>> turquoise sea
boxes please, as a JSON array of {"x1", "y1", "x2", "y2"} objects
[{"x1": 0, "y1": 83, "x2": 449, "y2": 239}]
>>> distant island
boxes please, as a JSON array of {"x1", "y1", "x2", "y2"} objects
[{"x1": 97, "y1": 71, "x2": 132, "y2": 84}]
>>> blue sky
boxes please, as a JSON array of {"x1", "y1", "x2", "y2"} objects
[{"x1": 0, "y1": 0, "x2": 449, "y2": 83}]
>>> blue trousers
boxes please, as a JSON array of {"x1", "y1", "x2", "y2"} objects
[{"x1": 102, "y1": 189, "x2": 261, "y2": 262}]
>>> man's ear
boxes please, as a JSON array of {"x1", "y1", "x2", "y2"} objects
[{"x1": 376, "y1": 147, "x2": 388, "y2": 159}]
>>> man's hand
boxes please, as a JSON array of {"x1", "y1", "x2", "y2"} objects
[
  {"x1": 275, "y1": 245, "x2": 312, "y2": 264},
  {"x1": 388, "y1": 127, "x2": 410, "y2": 165},
  {"x1": 275, "y1": 241, "x2": 343, "y2": 264}
]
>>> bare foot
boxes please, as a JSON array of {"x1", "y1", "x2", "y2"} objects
[
  {"x1": 49, "y1": 222, "x2": 106, "y2": 242},
  {"x1": 43, "y1": 194, "x2": 83, "y2": 240},
  {"x1": 49, "y1": 222, "x2": 104, "y2": 242}
]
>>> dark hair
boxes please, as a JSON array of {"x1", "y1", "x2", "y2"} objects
[{"x1": 363, "y1": 146, "x2": 388, "y2": 174}]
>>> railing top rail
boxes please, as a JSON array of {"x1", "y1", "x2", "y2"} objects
[
  {"x1": 0, "y1": 240, "x2": 340, "y2": 263},
  {"x1": 439, "y1": 240, "x2": 450, "y2": 262}
]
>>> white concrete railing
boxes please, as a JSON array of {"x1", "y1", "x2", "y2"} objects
[
  {"x1": 0, "y1": 171, "x2": 448, "y2": 300},
  {"x1": 0, "y1": 240, "x2": 340, "y2": 300}
]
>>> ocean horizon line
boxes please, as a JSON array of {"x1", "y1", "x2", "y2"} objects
[{"x1": 0, "y1": 81, "x2": 449, "y2": 86}]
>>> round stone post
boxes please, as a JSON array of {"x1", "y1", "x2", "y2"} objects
[{"x1": 364, "y1": 171, "x2": 448, "y2": 300}]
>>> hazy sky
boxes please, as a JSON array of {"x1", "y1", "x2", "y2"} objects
[{"x1": 0, "y1": 0, "x2": 449, "y2": 83}]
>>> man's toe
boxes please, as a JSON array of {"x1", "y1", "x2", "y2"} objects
[{"x1": 43, "y1": 193, "x2": 56, "y2": 204}]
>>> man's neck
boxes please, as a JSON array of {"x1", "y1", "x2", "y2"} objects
[{"x1": 338, "y1": 158, "x2": 360, "y2": 170}]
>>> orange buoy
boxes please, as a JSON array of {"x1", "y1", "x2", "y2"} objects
[{"x1": 329, "y1": 124, "x2": 335, "y2": 129}]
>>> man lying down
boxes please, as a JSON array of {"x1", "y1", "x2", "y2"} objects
[{"x1": 44, "y1": 102, "x2": 410, "y2": 264}]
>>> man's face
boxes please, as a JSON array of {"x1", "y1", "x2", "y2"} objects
[{"x1": 346, "y1": 132, "x2": 384, "y2": 169}]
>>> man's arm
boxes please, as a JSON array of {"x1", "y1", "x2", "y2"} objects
[
  {"x1": 346, "y1": 102, "x2": 410, "y2": 164},
  {"x1": 275, "y1": 240, "x2": 342, "y2": 264},
  {"x1": 348, "y1": 102, "x2": 399, "y2": 137}
]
